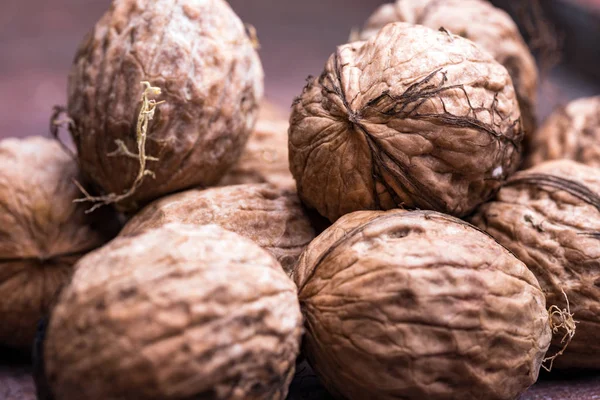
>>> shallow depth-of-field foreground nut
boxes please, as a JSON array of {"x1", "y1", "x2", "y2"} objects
[
  {"x1": 526, "y1": 96, "x2": 600, "y2": 168},
  {"x1": 471, "y1": 160, "x2": 600, "y2": 369},
  {"x1": 45, "y1": 223, "x2": 303, "y2": 400},
  {"x1": 121, "y1": 184, "x2": 315, "y2": 274},
  {"x1": 0, "y1": 137, "x2": 114, "y2": 348},
  {"x1": 67, "y1": 0, "x2": 263, "y2": 212},
  {"x1": 359, "y1": 0, "x2": 538, "y2": 137},
  {"x1": 294, "y1": 210, "x2": 551, "y2": 400},
  {"x1": 289, "y1": 22, "x2": 523, "y2": 222},
  {"x1": 219, "y1": 106, "x2": 294, "y2": 191}
]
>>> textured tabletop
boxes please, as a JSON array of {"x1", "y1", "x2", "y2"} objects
[{"x1": 2, "y1": 361, "x2": 599, "y2": 400}]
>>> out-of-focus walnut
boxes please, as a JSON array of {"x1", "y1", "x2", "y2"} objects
[
  {"x1": 294, "y1": 209, "x2": 550, "y2": 400},
  {"x1": 359, "y1": 0, "x2": 538, "y2": 137},
  {"x1": 219, "y1": 101, "x2": 294, "y2": 190},
  {"x1": 44, "y1": 223, "x2": 303, "y2": 400},
  {"x1": 471, "y1": 159, "x2": 600, "y2": 369},
  {"x1": 289, "y1": 22, "x2": 523, "y2": 222},
  {"x1": 121, "y1": 184, "x2": 315, "y2": 274},
  {"x1": 526, "y1": 96, "x2": 600, "y2": 168},
  {"x1": 68, "y1": 0, "x2": 263, "y2": 212},
  {"x1": 0, "y1": 137, "x2": 115, "y2": 348}
]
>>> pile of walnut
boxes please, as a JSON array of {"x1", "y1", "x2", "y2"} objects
[{"x1": 0, "y1": 0, "x2": 597, "y2": 399}]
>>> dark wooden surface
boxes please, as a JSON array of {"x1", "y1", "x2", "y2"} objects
[
  {"x1": 1, "y1": 0, "x2": 599, "y2": 398},
  {"x1": 2, "y1": 360, "x2": 600, "y2": 400},
  {"x1": 286, "y1": 361, "x2": 600, "y2": 400}
]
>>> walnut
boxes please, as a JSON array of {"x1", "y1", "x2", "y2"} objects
[
  {"x1": 294, "y1": 209, "x2": 551, "y2": 400},
  {"x1": 44, "y1": 223, "x2": 303, "y2": 400},
  {"x1": 121, "y1": 184, "x2": 315, "y2": 275},
  {"x1": 0, "y1": 137, "x2": 114, "y2": 349},
  {"x1": 67, "y1": 0, "x2": 263, "y2": 212},
  {"x1": 471, "y1": 159, "x2": 600, "y2": 369},
  {"x1": 359, "y1": 0, "x2": 538, "y2": 137},
  {"x1": 219, "y1": 102, "x2": 294, "y2": 191},
  {"x1": 289, "y1": 23, "x2": 523, "y2": 222},
  {"x1": 525, "y1": 96, "x2": 600, "y2": 168}
]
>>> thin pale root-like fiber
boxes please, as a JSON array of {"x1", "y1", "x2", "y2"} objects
[{"x1": 73, "y1": 81, "x2": 165, "y2": 213}]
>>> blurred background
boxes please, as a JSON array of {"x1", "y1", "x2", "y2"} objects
[{"x1": 0, "y1": 0, "x2": 599, "y2": 140}]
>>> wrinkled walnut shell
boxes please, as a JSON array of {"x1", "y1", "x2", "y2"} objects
[
  {"x1": 471, "y1": 160, "x2": 600, "y2": 369},
  {"x1": 45, "y1": 223, "x2": 303, "y2": 400},
  {"x1": 121, "y1": 184, "x2": 315, "y2": 274},
  {"x1": 294, "y1": 209, "x2": 550, "y2": 400},
  {"x1": 219, "y1": 109, "x2": 294, "y2": 191},
  {"x1": 289, "y1": 22, "x2": 523, "y2": 222},
  {"x1": 525, "y1": 96, "x2": 600, "y2": 168},
  {"x1": 68, "y1": 0, "x2": 263, "y2": 211},
  {"x1": 0, "y1": 137, "x2": 113, "y2": 349},
  {"x1": 360, "y1": 0, "x2": 538, "y2": 137}
]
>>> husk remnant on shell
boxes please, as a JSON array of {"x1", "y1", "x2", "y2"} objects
[
  {"x1": 67, "y1": 0, "x2": 264, "y2": 212},
  {"x1": 289, "y1": 22, "x2": 523, "y2": 222},
  {"x1": 74, "y1": 82, "x2": 164, "y2": 213},
  {"x1": 542, "y1": 290, "x2": 577, "y2": 371}
]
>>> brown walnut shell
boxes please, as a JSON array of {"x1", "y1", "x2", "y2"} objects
[
  {"x1": 0, "y1": 137, "x2": 113, "y2": 348},
  {"x1": 289, "y1": 22, "x2": 523, "y2": 222},
  {"x1": 68, "y1": 0, "x2": 264, "y2": 212},
  {"x1": 45, "y1": 223, "x2": 303, "y2": 400},
  {"x1": 360, "y1": 0, "x2": 538, "y2": 137},
  {"x1": 525, "y1": 96, "x2": 600, "y2": 168},
  {"x1": 121, "y1": 183, "x2": 316, "y2": 275},
  {"x1": 218, "y1": 116, "x2": 294, "y2": 191},
  {"x1": 471, "y1": 159, "x2": 600, "y2": 369},
  {"x1": 294, "y1": 209, "x2": 550, "y2": 400}
]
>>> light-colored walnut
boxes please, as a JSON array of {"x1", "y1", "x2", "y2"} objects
[
  {"x1": 219, "y1": 110, "x2": 294, "y2": 190},
  {"x1": 121, "y1": 184, "x2": 315, "y2": 275},
  {"x1": 68, "y1": 0, "x2": 263, "y2": 212},
  {"x1": 471, "y1": 159, "x2": 600, "y2": 369},
  {"x1": 45, "y1": 223, "x2": 303, "y2": 400},
  {"x1": 360, "y1": 0, "x2": 538, "y2": 137},
  {"x1": 290, "y1": 22, "x2": 523, "y2": 222},
  {"x1": 0, "y1": 137, "x2": 113, "y2": 348},
  {"x1": 295, "y1": 209, "x2": 550, "y2": 400},
  {"x1": 526, "y1": 96, "x2": 600, "y2": 168}
]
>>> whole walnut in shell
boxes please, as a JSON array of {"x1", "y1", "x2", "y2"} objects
[
  {"x1": 219, "y1": 110, "x2": 294, "y2": 191},
  {"x1": 526, "y1": 96, "x2": 600, "y2": 168},
  {"x1": 121, "y1": 184, "x2": 315, "y2": 274},
  {"x1": 289, "y1": 22, "x2": 523, "y2": 222},
  {"x1": 45, "y1": 223, "x2": 302, "y2": 400},
  {"x1": 359, "y1": 0, "x2": 538, "y2": 137},
  {"x1": 0, "y1": 137, "x2": 114, "y2": 348},
  {"x1": 68, "y1": 0, "x2": 263, "y2": 212},
  {"x1": 471, "y1": 160, "x2": 600, "y2": 369},
  {"x1": 294, "y1": 209, "x2": 551, "y2": 400}
]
